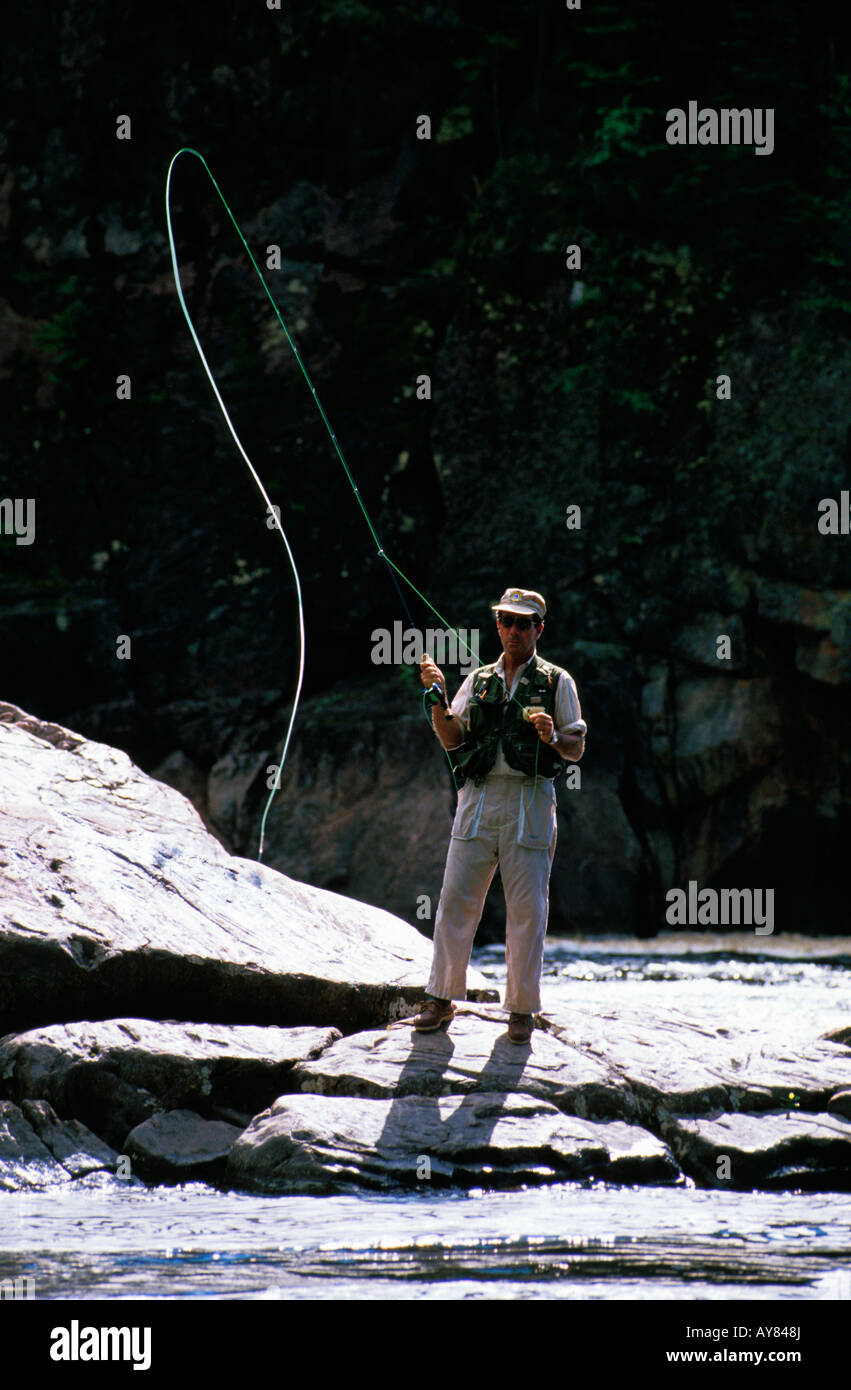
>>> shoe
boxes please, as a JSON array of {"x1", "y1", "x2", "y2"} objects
[
  {"x1": 507, "y1": 1012, "x2": 533, "y2": 1045},
  {"x1": 412, "y1": 997, "x2": 455, "y2": 1032}
]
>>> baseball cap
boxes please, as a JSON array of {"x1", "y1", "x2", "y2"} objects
[{"x1": 490, "y1": 588, "x2": 546, "y2": 620}]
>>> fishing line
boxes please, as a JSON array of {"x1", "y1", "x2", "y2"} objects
[{"x1": 165, "y1": 147, "x2": 559, "y2": 851}]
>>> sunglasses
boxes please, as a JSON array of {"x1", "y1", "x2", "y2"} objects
[{"x1": 496, "y1": 611, "x2": 538, "y2": 631}]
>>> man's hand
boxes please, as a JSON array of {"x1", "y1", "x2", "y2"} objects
[
  {"x1": 527, "y1": 711, "x2": 555, "y2": 742},
  {"x1": 421, "y1": 653, "x2": 462, "y2": 750},
  {"x1": 420, "y1": 653, "x2": 446, "y2": 691}
]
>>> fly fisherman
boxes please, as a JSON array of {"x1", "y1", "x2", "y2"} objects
[{"x1": 412, "y1": 588, "x2": 586, "y2": 1045}]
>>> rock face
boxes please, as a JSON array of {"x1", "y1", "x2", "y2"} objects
[
  {"x1": 0, "y1": 1018, "x2": 345, "y2": 1147},
  {"x1": 0, "y1": 703, "x2": 496, "y2": 1037}
]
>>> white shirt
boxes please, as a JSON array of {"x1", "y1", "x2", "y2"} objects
[{"x1": 441, "y1": 652, "x2": 587, "y2": 778}]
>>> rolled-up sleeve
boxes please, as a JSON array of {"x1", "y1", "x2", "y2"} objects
[{"x1": 555, "y1": 671, "x2": 587, "y2": 738}]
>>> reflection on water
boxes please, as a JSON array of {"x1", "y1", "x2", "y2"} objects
[
  {"x1": 1, "y1": 934, "x2": 849, "y2": 1300},
  {"x1": 3, "y1": 1183, "x2": 850, "y2": 1300}
]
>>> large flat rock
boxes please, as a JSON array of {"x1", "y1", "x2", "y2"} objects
[
  {"x1": 293, "y1": 1006, "x2": 635, "y2": 1119},
  {"x1": 0, "y1": 1018, "x2": 344, "y2": 1148},
  {"x1": 662, "y1": 1110, "x2": 851, "y2": 1191},
  {"x1": 540, "y1": 998, "x2": 851, "y2": 1119},
  {"x1": 0, "y1": 704, "x2": 495, "y2": 1034},
  {"x1": 225, "y1": 1091, "x2": 680, "y2": 1193}
]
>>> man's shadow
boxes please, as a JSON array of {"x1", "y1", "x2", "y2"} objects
[{"x1": 374, "y1": 1012, "x2": 534, "y2": 1186}]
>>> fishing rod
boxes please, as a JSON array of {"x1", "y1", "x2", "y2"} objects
[{"x1": 165, "y1": 148, "x2": 550, "y2": 853}]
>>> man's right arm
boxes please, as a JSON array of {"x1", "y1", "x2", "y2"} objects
[{"x1": 430, "y1": 702, "x2": 464, "y2": 750}]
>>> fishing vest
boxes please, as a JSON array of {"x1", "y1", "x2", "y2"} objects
[{"x1": 452, "y1": 653, "x2": 566, "y2": 786}]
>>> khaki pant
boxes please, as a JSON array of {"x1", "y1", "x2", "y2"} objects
[{"x1": 427, "y1": 773, "x2": 557, "y2": 1013}]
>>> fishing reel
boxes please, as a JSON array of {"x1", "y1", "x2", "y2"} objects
[
  {"x1": 522, "y1": 699, "x2": 545, "y2": 722},
  {"x1": 425, "y1": 683, "x2": 454, "y2": 718}
]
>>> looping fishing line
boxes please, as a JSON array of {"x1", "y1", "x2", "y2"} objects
[{"x1": 165, "y1": 147, "x2": 558, "y2": 854}]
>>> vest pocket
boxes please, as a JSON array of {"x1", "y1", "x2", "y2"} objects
[{"x1": 517, "y1": 781, "x2": 556, "y2": 848}]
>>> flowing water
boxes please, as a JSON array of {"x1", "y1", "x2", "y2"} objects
[{"x1": 2, "y1": 934, "x2": 850, "y2": 1301}]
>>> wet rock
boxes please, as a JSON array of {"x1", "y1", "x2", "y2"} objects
[
  {"x1": 293, "y1": 1005, "x2": 635, "y2": 1120},
  {"x1": 0, "y1": 1018, "x2": 344, "y2": 1149},
  {"x1": 0, "y1": 702, "x2": 495, "y2": 1037},
  {"x1": 226, "y1": 1091, "x2": 679, "y2": 1194},
  {"x1": 124, "y1": 1109, "x2": 243, "y2": 1181},
  {"x1": 19, "y1": 1099, "x2": 119, "y2": 1178},
  {"x1": 0, "y1": 1100, "x2": 72, "y2": 1190},
  {"x1": 662, "y1": 1110, "x2": 851, "y2": 1191},
  {"x1": 542, "y1": 999, "x2": 851, "y2": 1120}
]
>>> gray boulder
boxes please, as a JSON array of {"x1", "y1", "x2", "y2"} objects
[
  {"x1": 124, "y1": 1109, "x2": 244, "y2": 1181},
  {"x1": 226, "y1": 1091, "x2": 680, "y2": 1193},
  {"x1": 662, "y1": 1110, "x2": 851, "y2": 1190},
  {"x1": 542, "y1": 998, "x2": 851, "y2": 1120},
  {"x1": 0, "y1": 703, "x2": 495, "y2": 1036},
  {"x1": 0, "y1": 1018, "x2": 344, "y2": 1148},
  {"x1": 827, "y1": 1089, "x2": 851, "y2": 1121}
]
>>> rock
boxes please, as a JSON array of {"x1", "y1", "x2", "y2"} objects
[
  {"x1": 750, "y1": 575, "x2": 851, "y2": 687},
  {"x1": 552, "y1": 771, "x2": 645, "y2": 934},
  {"x1": 0, "y1": 703, "x2": 496, "y2": 1037},
  {"x1": 124, "y1": 1109, "x2": 244, "y2": 1181},
  {"x1": 226, "y1": 1092, "x2": 679, "y2": 1193},
  {"x1": 644, "y1": 671, "x2": 782, "y2": 805},
  {"x1": 673, "y1": 613, "x2": 748, "y2": 672},
  {"x1": 18, "y1": 1099, "x2": 119, "y2": 1178},
  {"x1": 0, "y1": 1100, "x2": 72, "y2": 1190},
  {"x1": 149, "y1": 750, "x2": 215, "y2": 837},
  {"x1": 0, "y1": 1018, "x2": 344, "y2": 1149},
  {"x1": 662, "y1": 1110, "x2": 851, "y2": 1190},
  {"x1": 292, "y1": 1006, "x2": 635, "y2": 1120},
  {"x1": 827, "y1": 1090, "x2": 851, "y2": 1121},
  {"x1": 542, "y1": 999, "x2": 851, "y2": 1120}
]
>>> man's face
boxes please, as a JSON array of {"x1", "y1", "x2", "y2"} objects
[{"x1": 496, "y1": 610, "x2": 543, "y2": 663}]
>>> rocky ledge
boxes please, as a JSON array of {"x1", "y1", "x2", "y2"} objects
[{"x1": 1, "y1": 703, "x2": 849, "y2": 1195}]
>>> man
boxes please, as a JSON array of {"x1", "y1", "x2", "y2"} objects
[{"x1": 413, "y1": 588, "x2": 586, "y2": 1045}]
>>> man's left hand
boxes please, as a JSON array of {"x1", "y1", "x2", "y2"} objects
[{"x1": 528, "y1": 711, "x2": 555, "y2": 742}]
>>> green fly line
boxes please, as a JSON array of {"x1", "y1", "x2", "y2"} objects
[{"x1": 165, "y1": 147, "x2": 555, "y2": 854}]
